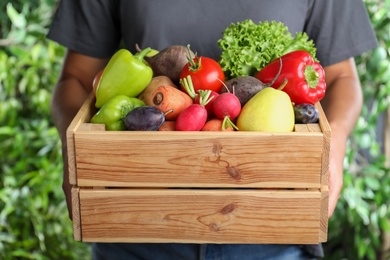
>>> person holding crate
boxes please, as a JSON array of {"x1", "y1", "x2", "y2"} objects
[{"x1": 47, "y1": 0, "x2": 378, "y2": 259}]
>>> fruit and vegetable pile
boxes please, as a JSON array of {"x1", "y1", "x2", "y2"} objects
[{"x1": 90, "y1": 20, "x2": 326, "y2": 132}]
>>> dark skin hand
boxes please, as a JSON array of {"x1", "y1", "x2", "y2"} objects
[
  {"x1": 51, "y1": 50, "x2": 108, "y2": 219},
  {"x1": 51, "y1": 50, "x2": 362, "y2": 220}
]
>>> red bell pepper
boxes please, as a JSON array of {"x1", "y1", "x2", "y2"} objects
[{"x1": 255, "y1": 50, "x2": 326, "y2": 105}]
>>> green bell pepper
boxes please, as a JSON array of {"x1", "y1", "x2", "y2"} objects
[
  {"x1": 90, "y1": 95, "x2": 145, "y2": 131},
  {"x1": 95, "y1": 48, "x2": 153, "y2": 108}
]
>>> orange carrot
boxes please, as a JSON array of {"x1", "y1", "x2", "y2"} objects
[
  {"x1": 201, "y1": 118, "x2": 235, "y2": 131},
  {"x1": 158, "y1": 121, "x2": 176, "y2": 131},
  {"x1": 146, "y1": 85, "x2": 193, "y2": 121}
]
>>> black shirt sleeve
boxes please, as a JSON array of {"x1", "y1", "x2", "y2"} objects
[
  {"x1": 47, "y1": 0, "x2": 121, "y2": 58},
  {"x1": 304, "y1": 0, "x2": 378, "y2": 66}
]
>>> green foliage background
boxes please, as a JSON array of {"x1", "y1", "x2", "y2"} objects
[
  {"x1": 0, "y1": 0, "x2": 389, "y2": 259},
  {"x1": 324, "y1": 1, "x2": 390, "y2": 259},
  {"x1": 0, "y1": 0, "x2": 91, "y2": 259}
]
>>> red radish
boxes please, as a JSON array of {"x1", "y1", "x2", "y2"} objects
[
  {"x1": 181, "y1": 75, "x2": 218, "y2": 100},
  {"x1": 212, "y1": 83, "x2": 241, "y2": 130},
  {"x1": 195, "y1": 89, "x2": 219, "y2": 118},
  {"x1": 180, "y1": 75, "x2": 218, "y2": 118},
  {"x1": 176, "y1": 80, "x2": 214, "y2": 131},
  {"x1": 175, "y1": 104, "x2": 208, "y2": 131}
]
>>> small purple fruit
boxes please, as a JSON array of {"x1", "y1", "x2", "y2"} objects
[
  {"x1": 294, "y1": 103, "x2": 319, "y2": 124},
  {"x1": 125, "y1": 106, "x2": 165, "y2": 131}
]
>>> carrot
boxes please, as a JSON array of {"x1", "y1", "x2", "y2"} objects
[
  {"x1": 158, "y1": 121, "x2": 176, "y2": 131},
  {"x1": 201, "y1": 118, "x2": 235, "y2": 131},
  {"x1": 146, "y1": 85, "x2": 193, "y2": 121}
]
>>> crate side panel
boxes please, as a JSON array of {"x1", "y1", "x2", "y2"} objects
[
  {"x1": 319, "y1": 185, "x2": 329, "y2": 242},
  {"x1": 79, "y1": 189, "x2": 322, "y2": 244},
  {"x1": 75, "y1": 132, "x2": 323, "y2": 188},
  {"x1": 315, "y1": 102, "x2": 331, "y2": 187},
  {"x1": 66, "y1": 93, "x2": 97, "y2": 185},
  {"x1": 71, "y1": 186, "x2": 82, "y2": 241}
]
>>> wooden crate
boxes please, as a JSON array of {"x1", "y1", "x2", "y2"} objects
[{"x1": 67, "y1": 93, "x2": 331, "y2": 244}]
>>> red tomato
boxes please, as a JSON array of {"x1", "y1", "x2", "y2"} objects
[{"x1": 180, "y1": 56, "x2": 225, "y2": 93}]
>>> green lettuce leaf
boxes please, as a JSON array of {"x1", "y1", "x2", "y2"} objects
[{"x1": 218, "y1": 20, "x2": 317, "y2": 79}]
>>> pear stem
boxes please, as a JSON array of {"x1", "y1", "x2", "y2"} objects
[{"x1": 277, "y1": 79, "x2": 288, "y2": 91}]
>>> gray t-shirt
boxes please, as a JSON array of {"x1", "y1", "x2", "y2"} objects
[
  {"x1": 47, "y1": 0, "x2": 377, "y2": 67},
  {"x1": 47, "y1": 0, "x2": 377, "y2": 258}
]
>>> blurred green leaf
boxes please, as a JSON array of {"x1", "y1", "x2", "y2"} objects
[
  {"x1": 6, "y1": 3, "x2": 27, "y2": 29},
  {"x1": 0, "y1": 1, "x2": 90, "y2": 259},
  {"x1": 364, "y1": 176, "x2": 381, "y2": 190}
]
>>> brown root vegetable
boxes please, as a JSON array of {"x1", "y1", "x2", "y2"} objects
[
  {"x1": 136, "y1": 44, "x2": 194, "y2": 84},
  {"x1": 220, "y1": 76, "x2": 266, "y2": 107},
  {"x1": 220, "y1": 57, "x2": 283, "y2": 106},
  {"x1": 138, "y1": 76, "x2": 177, "y2": 105}
]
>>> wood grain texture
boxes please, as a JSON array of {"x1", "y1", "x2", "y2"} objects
[
  {"x1": 319, "y1": 185, "x2": 329, "y2": 242},
  {"x1": 74, "y1": 131, "x2": 323, "y2": 188},
  {"x1": 68, "y1": 96, "x2": 331, "y2": 243},
  {"x1": 79, "y1": 188, "x2": 323, "y2": 244},
  {"x1": 316, "y1": 102, "x2": 331, "y2": 188},
  {"x1": 72, "y1": 186, "x2": 81, "y2": 241},
  {"x1": 66, "y1": 93, "x2": 98, "y2": 185}
]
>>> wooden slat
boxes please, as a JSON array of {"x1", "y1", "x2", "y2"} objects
[
  {"x1": 294, "y1": 124, "x2": 309, "y2": 132},
  {"x1": 79, "y1": 188, "x2": 323, "y2": 244},
  {"x1": 72, "y1": 186, "x2": 82, "y2": 241},
  {"x1": 66, "y1": 93, "x2": 97, "y2": 185},
  {"x1": 294, "y1": 123, "x2": 321, "y2": 133},
  {"x1": 316, "y1": 103, "x2": 331, "y2": 188},
  {"x1": 315, "y1": 103, "x2": 330, "y2": 243},
  {"x1": 74, "y1": 131, "x2": 323, "y2": 188},
  {"x1": 319, "y1": 185, "x2": 329, "y2": 242},
  {"x1": 78, "y1": 123, "x2": 105, "y2": 132}
]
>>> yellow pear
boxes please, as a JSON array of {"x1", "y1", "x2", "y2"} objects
[{"x1": 237, "y1": 87, "x2": 295, "y2": 132}]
